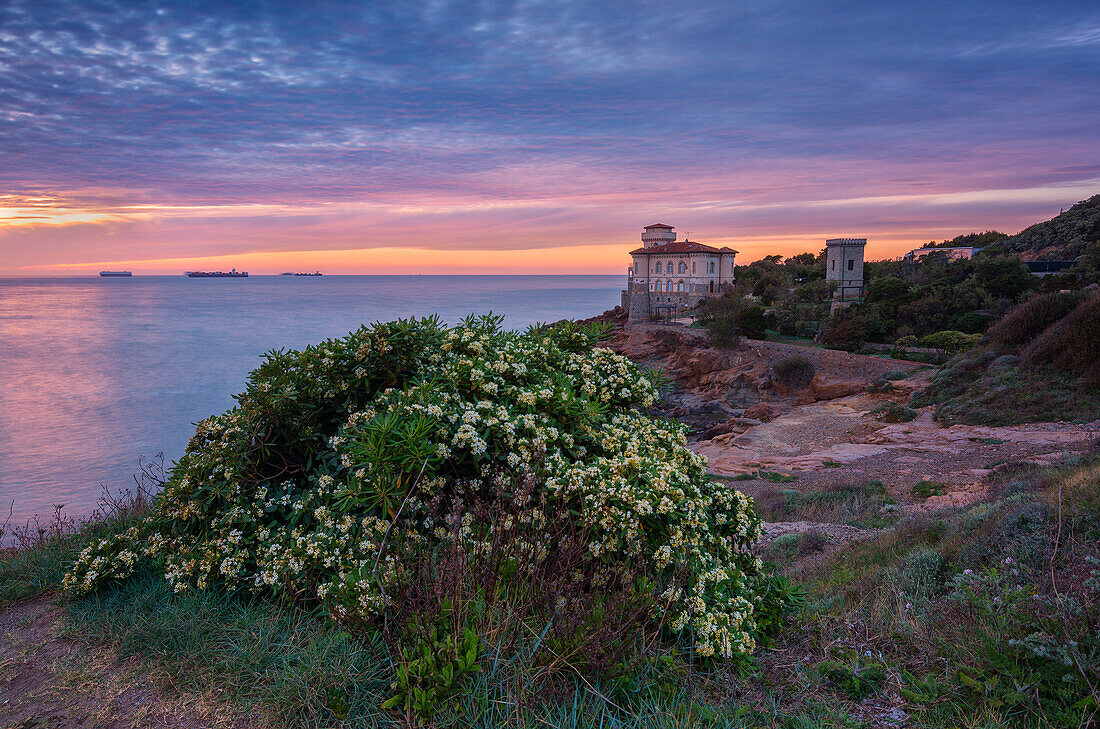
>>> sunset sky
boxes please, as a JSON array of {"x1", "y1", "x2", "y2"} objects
[{"x1": 2, "y1": 0, "x2": 1098, "y2": 274}]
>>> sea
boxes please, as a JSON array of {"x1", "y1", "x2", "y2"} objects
[{"x1": 0, "y1": 275, "x2": 623, "y2": 528}]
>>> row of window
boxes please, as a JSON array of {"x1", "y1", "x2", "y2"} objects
[
  {"x1": 654, "y1": 261, "x2": 717, "y2": 274},
  {"x1": 829, "y1": 259, "x2": 855, "y2": 271},
  {"x1": 650, "y1": 280, "x2": 719, "y2": 293}
]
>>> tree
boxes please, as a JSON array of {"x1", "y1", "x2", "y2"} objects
[{"x1": 974, "y1": 255, "x2": 1033, "y2": 300}]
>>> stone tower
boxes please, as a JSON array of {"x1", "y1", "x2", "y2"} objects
[
  {"x1": 641, "y1": 223, "x2": 676, "y2": 248},
  {"x1": 825, "y1": 237, "x2": 866, "y2": 307}
]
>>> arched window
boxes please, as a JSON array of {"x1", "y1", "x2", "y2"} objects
[
  {"x1": 677, "y1": 280, "x2": 685, "y2": 292},
  {"x1": 708, "y1": 261, "x2": 715, "y2": 274},
  {"x1": 655, "y1": 262, "x2": 662, "y2": 273},
  {"x1": 709, "y1": 281, "x2": 714, "y2": 293},
  {"x1": 679, "y1": 262, "x2": 687, "y2": 274}
]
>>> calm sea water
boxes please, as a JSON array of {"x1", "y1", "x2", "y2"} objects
[{"x1": 0, "y1": 275, "x2": 622, "y2": 526}]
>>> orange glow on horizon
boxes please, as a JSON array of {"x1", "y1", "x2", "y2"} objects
[{"x1": 13, "y1": 234, "x2": 944, "y2": 276}]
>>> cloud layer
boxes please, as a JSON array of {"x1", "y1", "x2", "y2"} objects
[{"x1": 2, "y1": 0, "x2": 1098, "y2": 271}]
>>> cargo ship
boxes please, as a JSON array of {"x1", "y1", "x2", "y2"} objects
[
  {"x1": 185, "y1": 269, "x2": 248, "y2": 278},
  {"x1": 280, "y1": 271, "x2": 323, "y2": 276},
  {"x1": 99, "y1": 271, "x2": 132, "y2": 277}
]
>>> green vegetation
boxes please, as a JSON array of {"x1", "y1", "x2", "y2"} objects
[
  {"x1": 992, "y1": 193, "x2": 1100, "y2": 263},
  {"x1": 697, "y1": 297, "x2": 769, "y2": 344},
  {"x1": 870, "y1": 401, "x2": 917, "y2": 423},
  {"x1": 912, "y1": 481, "x2": 947, "y2": 498},
  {"x1": 695, "y1": 196, "x2": 1100, "y2": 361},
  {"x1": 52, "y1": 316, "x2": 801, "y2": 724},
  {"x1": 750, "y1": 481, "x2": 897, "y2": 529},
  {"x1": 925, "y1": 230, "x2": 1009, "y2": 250},
  {"x1": 915, "y1": 291, "x2": 1100, "y2": 425},
  {"x1": 770, "y1": 457, "x2": 1100, "y2": 728},
  {"x1": 6, "y1": 423, "x2": 1098, "y2": 728}
]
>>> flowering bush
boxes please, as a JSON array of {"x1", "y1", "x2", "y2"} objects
[{"x1": 66, "y1": 315, "x2": 779, "y2": 659}]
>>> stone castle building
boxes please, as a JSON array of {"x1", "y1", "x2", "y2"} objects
[
  {"x1": 825, "y1": 237, "x2": 866, "y2": 310},
  {"x1": 621, "y1": 223, "x2": 737, "y2": 320}
]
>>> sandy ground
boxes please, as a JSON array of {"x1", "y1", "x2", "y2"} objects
[
  {"x1": 0, "y1": 594, "x2": 258, "y2": 729},
  {"x1": 695, "y1": 389, "x2": 1098, "y2": 518}
]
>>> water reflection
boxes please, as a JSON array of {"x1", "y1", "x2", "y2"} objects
[{"x1": 0, "y1": 275, "x2": 622, "y2": 525}]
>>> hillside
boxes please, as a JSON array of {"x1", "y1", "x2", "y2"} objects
[
  {"x1": 913, "y1": 290, "x2": 1100, "y2": 425},
  {"x1": 993, "y1": 194, "x2": 1100, "y2": 261}
]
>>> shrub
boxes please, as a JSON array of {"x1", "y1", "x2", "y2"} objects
[
  {"x1": 772, "y1": 356, "x2": 815, "y2": 389},
  {"x1": 66, "y1": 316, "x2": 785, "y2": 671},
  {"x1": 894, "y1": 335, "x2": 919, "y2": 348},
  {"x1": 1023, "y1": 291, "x2": 1100, "y2": 385},
  {"x1": 984, "y1": 292, "x2": 1081, "y2": 349},
  {"x1": 871, "y1": 401, "x2": 917, "y2": 423},
  {"x1": 897, "y1": 546, "x2": 944, "y2": 598},
  {"x1": 762, "y1": 530, "x2": 828, "y2": 563},
  {"x1": 920, "y1": 330, "x2": 981, "y2": 354},
  {"x1": 912, "y1": 481, "x2": 947, "y2": 498}
]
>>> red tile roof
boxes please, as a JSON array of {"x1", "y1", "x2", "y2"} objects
[
  {"x1": 643, "y1": 223, "x2": 675, "y2": 229},
  {"x1": 629, "y1": 240, "x2": 735, "y2": 255}
]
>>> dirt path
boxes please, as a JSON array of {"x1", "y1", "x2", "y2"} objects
[
  {"x1": 0, "y1": 595, "x2": 259, "y2": 729},
  {"x1": 696, "y1": 391, "x2": 1098, "y2": 513}
]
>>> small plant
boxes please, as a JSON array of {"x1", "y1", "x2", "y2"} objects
[
  {"x1": 383, "y1": 611, "x2": 482, "y2": 719},
  {"x1": 817, "y1": 659, "x2": 887, "y2": 700},
  {"x1": 821, "y1": 460, "x2": 842, "y2": 469},
  {"x1": 969, "y1": 437, "x2": 1006, "y2": 445},
  {"x1": 865, "y1": 376, "x2": 895, "y2": 393},
  {"x1": 871, "y1": 401, "x2": 917, "y2": 423},
  {"x1": 912, "y1": 481, "x2": 947, "y2": 498}
]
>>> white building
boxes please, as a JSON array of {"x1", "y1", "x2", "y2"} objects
[{"x1": 622, "y1": 224, "x2": 736, "y2": 320}]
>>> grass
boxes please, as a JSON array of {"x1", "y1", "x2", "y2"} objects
[
  {"x1": 6, "y1": 458, "x2": 1100, "y2": 728},
  {"x1": 0, "y1": 503, "x2": 849, "y2": 728},
  {"x1": 766, "y1": 457, "x2": 1100, "y2": 728},
  {"x1": 748, "y1": 480, "x2": 897, "y2": 528},
  {"x1": 68, "y1": 568, "x2": 395, "y2": 727}
]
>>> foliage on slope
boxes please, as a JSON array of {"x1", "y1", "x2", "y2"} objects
[
  {"x1": 913, "y1": 291, "x2": 1100, "y2": 425},
  {"x1": 779, "y1": 457, "x2": 1100, "y2": 728},
  {"x1": 65, "y1": 315, "x2": 786, "y2": 670},
  {"x1": 991, "y1": 194, "x2": 1100, "y2": 261}
]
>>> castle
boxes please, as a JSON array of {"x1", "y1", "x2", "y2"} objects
[
  {"x1": 620, "y1": 224, "x2": 737, "y2": 320},
  {"x1": 622, "y1": 224, "x2": 867, "y2": 320}
]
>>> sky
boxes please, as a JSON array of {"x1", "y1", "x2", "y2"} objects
[{"x1": 1, "y1": 0, "x2": 1098, "y2": 274}]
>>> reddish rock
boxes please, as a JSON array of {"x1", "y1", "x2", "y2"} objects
[{"x1": 808, "y1": 372, "x2": 864, "y2": 401}]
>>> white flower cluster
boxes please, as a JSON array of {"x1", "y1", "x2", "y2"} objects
[{"x1": 66, "y1": 317, "x2": 770, "y2": 659}]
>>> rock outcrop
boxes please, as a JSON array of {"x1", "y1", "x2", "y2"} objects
[{"x1": 602, "y1": 323, "x2": 924, "y2": 431}]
